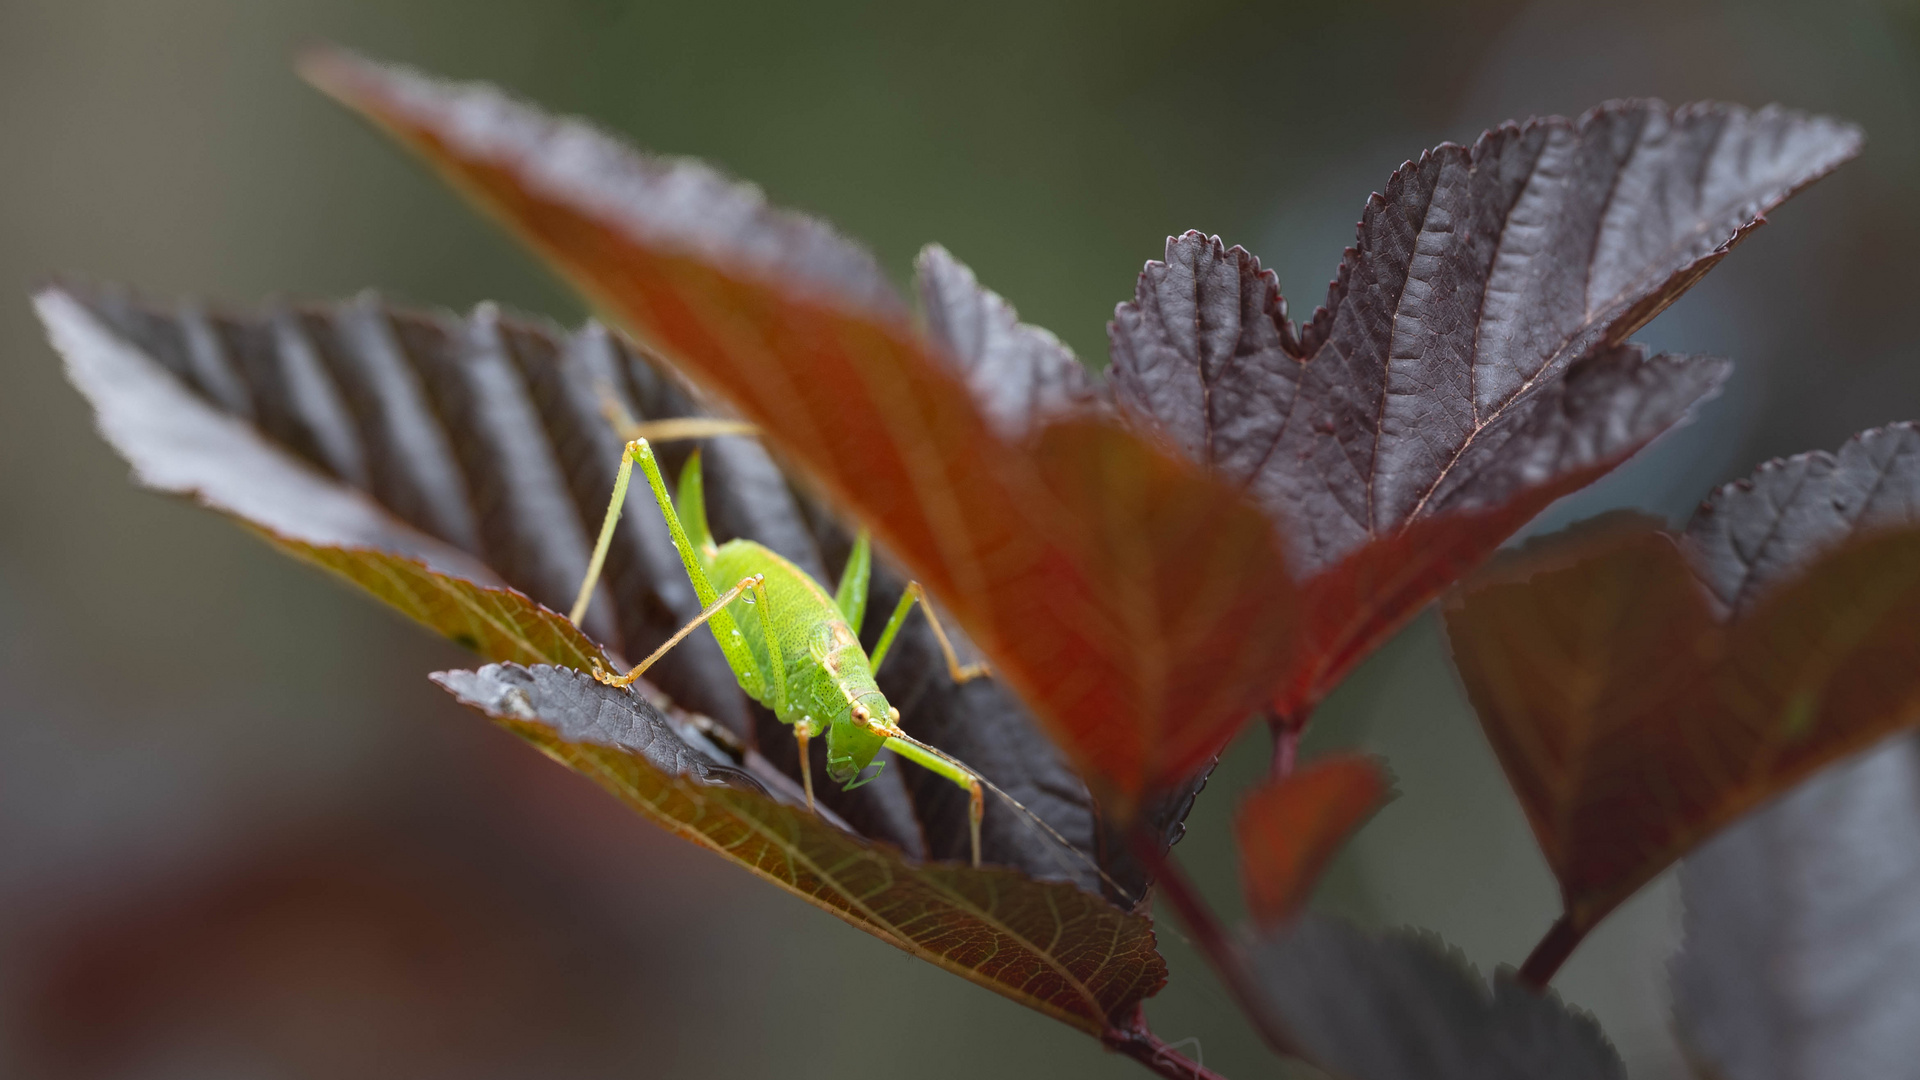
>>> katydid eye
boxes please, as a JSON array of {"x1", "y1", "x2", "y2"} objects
[
  {"x1": 888, "y1": 707, "x2": 900, "y2": 723},
  {"x1": 852, "y1": 704, "x2": 869, "y2": 723}
]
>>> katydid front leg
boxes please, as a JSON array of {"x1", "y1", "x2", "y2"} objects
[
  {"x1": 842, "y1": 552, "x2": 988, "y2": 857},
  {"x1": 881, "y1": 733, "x2": 986, "y2": 869},
  {"x1": 868, "y1": 579, "x2": 991, "y2": 684}
]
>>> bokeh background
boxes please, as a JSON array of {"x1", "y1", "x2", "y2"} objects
[{"x1": 2, "y1": 1, "x2": 1914, "y2": 1076}]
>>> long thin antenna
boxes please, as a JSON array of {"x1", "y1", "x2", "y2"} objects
[{"x1": 890, "y1": 732, "x2": 1138, "y2": 906}]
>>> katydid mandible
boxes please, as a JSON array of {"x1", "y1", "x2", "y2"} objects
[{"x1": 569, "y1": 434, "x2": 997, "y2": 865}]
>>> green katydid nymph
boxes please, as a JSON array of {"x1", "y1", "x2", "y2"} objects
[{"x1": 568, "y1": 428, "x2": 1113, "y2": 881}]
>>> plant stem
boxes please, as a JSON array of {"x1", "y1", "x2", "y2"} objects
[
  {"x1": 1128, "y1": 829, "x2": 1299, "y2": 1057},
  {"x1": 1268, "y1": 720, "x2": 1298, "y2": 781},
  {"x1": 1517, "y1": 913, "x2": 1585, "y2": 990},
  {"x1": 1105, "y1": 1005, "x2": 1233, "y2": 1080}
]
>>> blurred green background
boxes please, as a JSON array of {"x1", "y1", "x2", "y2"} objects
[{"x1": 1, "y1": 0, "x2": 1914, "y2": 1076}]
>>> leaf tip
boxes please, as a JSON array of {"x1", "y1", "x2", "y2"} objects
[
  {"x1": 294, "y1": 42, "x2": 400, "y2": 107},
  {"x1": 1448, "y1": 510, "x2": 1671, "y2": 603},
  {"x1": 294, "y1": 41, "x2": 364, "y2": 98}
]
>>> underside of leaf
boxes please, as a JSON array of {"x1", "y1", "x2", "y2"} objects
[
  {"x1": 1673, "y1": 733, "x2": 1920, "y2": 1080},
  {"x1": 437, "y1": 662, "x2": 1168, "y2": 1035}
]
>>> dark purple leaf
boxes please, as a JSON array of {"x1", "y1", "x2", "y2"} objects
[
  {"x1": 45, "y1": 286, "x2": 494, "y2": 582},
  {"x1": 916, "y1": 244, "x2": 1104, "y2": 438},
  {"x1": 1108, "y1": 234, "x2": 1301, "y2": 481},
  {"x1": 1111, "y1": 100, "x2": 1858, "y2": 716},
  {"x1": 1275, "y1": 103, "x2": 1853, "y2": 561},
  {"x1": 432, "y1": 663, "x2": 758, "y2": 790},
  {"x1": 1672, "y1": 734, "x2": 1920, "y2": 1080},
  {"x1": 1244, "y1": 916, "x2": 1624, "y2": 1080},
  {"x1": 1684, "y1": 422, "x2": 1920, "y2": 614}
]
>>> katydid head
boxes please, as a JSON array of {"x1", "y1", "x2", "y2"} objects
[{"x1": 825, "y1": 690, "x2": 898, "y2": 787}]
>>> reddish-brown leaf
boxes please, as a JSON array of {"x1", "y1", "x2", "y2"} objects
[
  {"x1": 1669, "y1": 423, "x2": 1920, "y2": 1077},
  {"x1": 1235, "y1": 755, "x2": 1390, "y2": 928},
  {"x1": 302, "y1": 49, "x2": 1299, "y2": 805},
  {"x1": 1445, "y1": 506, "x2": 1920, "y2": 941}
]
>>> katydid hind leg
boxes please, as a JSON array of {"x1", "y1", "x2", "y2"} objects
[
  {"x1": 619, "y1": 416, "x2": 762, "y2": 443},
  {"x1": 583, "y1": 438, "x2": 775, "y2": 703},
  {"x1": 868, "y1": 582, "x2": 990, "y2": 684},
  {"x1": 629, "y1": 439, "x2": 721, "y2": 608}
]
